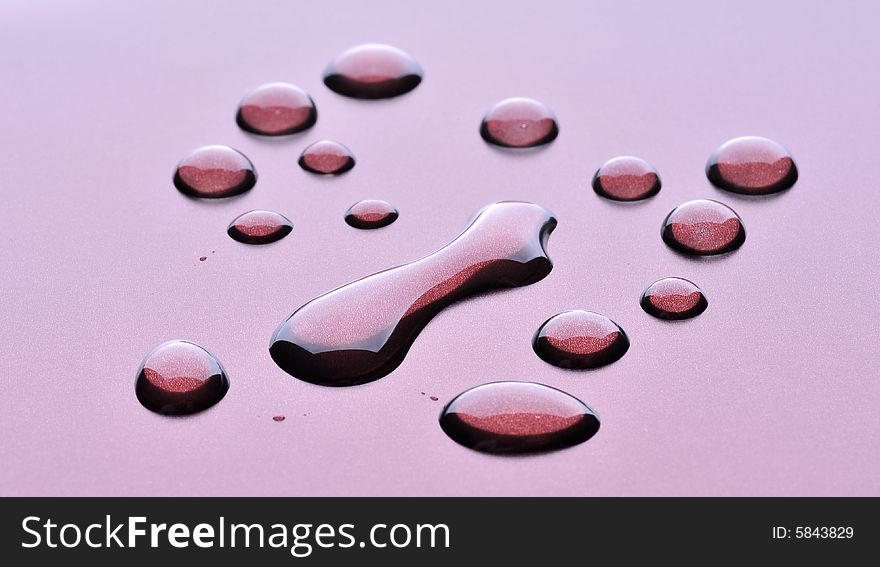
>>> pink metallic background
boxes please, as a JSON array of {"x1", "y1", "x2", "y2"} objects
[{"x1": 1, "y1": 0, "x2": 878, "y2": 496}]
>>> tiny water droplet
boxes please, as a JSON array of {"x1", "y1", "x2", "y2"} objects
[
  {"x1": 706, "y1": 136, "x2": 797, "y2": 195},
  {"x1": 236, "y1": 82, "x2": 317, "y2": 136},
  {"x1": 480, "y1": 98, "x2": 559, "y2": 148},
  {"x1": 533, "y1": 310, "x2": 629, "y2": 369},
  {"x1": 439, "y1": 382, "x2": 600, "y2": 454},
  {"x1": 272, "y1": 415, "x2": 286, "y2": 422},
  {"x1": 173, "y1": 145, "x2": 256, "y2": 198},
  {"x1": 662, "y1": 199, "x2": 746, "y2": 255},
  {"x1": 298, "y1": 140, "x2": 355, "y2": 174},
  {"x1": 641, "y1": 277, "x2": 708, "y2": 320},
  {"x1": 323, "y1": 44, "x2": 423, "y2": 99},
  {"x1": 135, "y1": 340, "x2": 229, "y2": 415},
  {"x1": 199, "y1": 256, "x2": 207, "y2": 262},
  {"x1": 429, "y1": 396, "x2": 439, "y2": 401},
  {"x1": 592, "y1": 156, "x2": 661, "y2": 201},
  {"x1": 227, "y1": 210, "x2": 293, "y2": 244},
  {"x1": 344, "y1": 199, "x2": 398, "y2": 229}
]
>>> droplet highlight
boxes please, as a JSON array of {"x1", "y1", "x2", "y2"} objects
[
  {"x1": 298, "y1": 140, "x2": 355, "y2": 175},
  {"x1": 227, "y1": 210, "x2": 293, "y2": 245},
  {"x1": 236, "y1": 82, "x2": 317, "y2": 136},
  {"x1": 173, "y1": 145, "x2": 256, "y2": 198},
  {"x1": 706, "y1": 136, "x2": 797, "y2": 195},
  {"x1": 640, "y1": 277, "x2": 707, "y2": 320},
  {"x1": 533, "y1": 310, "x2": 629, "y2": 369},
  {"x1": 344, "y1": 199, "x2": 398, "y2": 229},
  {"x1": 662, "y1": 199, "x2": 746, "y2": 255},
  {"x1": 592, "y1": 156, "x2": 661, "y2": 201},
  {"x1": 270, "y1": 202, "x2": 557, "y2": 386},
  {"x1": 439, "y1": 382, "x2": 600, "y2": 454},
  {"x1": 135, "y1": 340, "x2": 229, "y2": 415},
  {"x1": 323, "y1": 43, "x2": 423, "y2": 99},
  {"x1": 480, "y1": 98, "x2": 559, "y2": 148}
]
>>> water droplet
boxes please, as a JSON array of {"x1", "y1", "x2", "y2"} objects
[
  {"x1": 662, "y1": 199, "x2": 746, "y2": 255},
  {"x1": 227, "y1": 210, "x2": 293, "y2": 244},
  {"x1": 706, "y1": 136, "x2": 797, "y2": 195},
  {"x1": 429, "y1": 395, "x2": 439, "y2": 401},
  {"x1": 199, "y1": 256, "x2": 207, "y2": 262},
  {"x1": 272, "y1": 415, "x2": 286, "y2": 422},
  {"x1": 344, "y1": 199, "x2": 398, "y2": 229},
  {"x1": 480, "y1": 98, "x2": 559, "y2": 148},
  {"x1": 270, "y1": 202, "x2": 557, "y2": 386},
  {"x1": 173, "y1": 145, "x2": 256, "y2": 198},
  {"x1": 641, "y1": 277, "x2": 708, "y2": 320},
  {"x1": 533, "y1": 310, "x2": 629, "y2": 369},
  {"x1": 298, "y1": 140, "x2": 355, "y2": 175},
  {"x1": 323, "y1": 43, "x2": 423, "y2": 99},
  {"x1": 439, "y1": 382, "x2": 600, "y2": 454},
  {"x1": 135, "y1": 340, "x2": 229, "y2": 415},
  {"x1": 236, "y1": 82, "x2": 317, "y2": 136},
  {"x1": 592, "y1": 156, "x2": 661, "y2": 201}
]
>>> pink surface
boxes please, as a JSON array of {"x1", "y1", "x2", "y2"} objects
[{"x1": 1, "y1": 0, "x2": 878, "y2": 496}]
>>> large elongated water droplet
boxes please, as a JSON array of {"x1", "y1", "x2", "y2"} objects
[
  {"x1": 173, "y1": 145, "x2": 256, "y2": 198},
  {"x1": 533, "y1": 310, "x2": 629, "y2": 369},
  {"x1": 236, "y1": 82, "x2": 317, "y2": 136},
  {"x1": 439, "y1": 382, "x2": 600, "y2": 454},
  {"x1": 706, "y1": 136, "x2": 797, "y2": 195},
  {"x1": 227, "y1": 210, "x2": 293, "y2": 244},
  {"x1": 135, "y1": 340, "x2": 229, "y2": 415},
  {"x1": 640, "y1": 277, "x2": 707, "y2": 320},
  {"x1": 270, "y1": 202, "x2": 557, "y2": 386},
  {"x1": 323, "y1": 44, "x2": 423, "y2": 99},
  {"x1": 480, "y1": 98, "x2": 559, "y2": 148},
  {"x1": 662, "y1": 199, "x2": 746, "y2": 255}
]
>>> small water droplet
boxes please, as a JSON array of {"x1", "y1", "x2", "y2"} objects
[
  {"x1": 344, "y1": 199, "x2": 398, "y2": 229},
  {"x1": 298, "y1": 140, "x2": 355, "y2": 174},
  {"x1": 662, "y1": 199, "x2": 746, "y2": 255},
  {"x1": 429, "y1": 395, "x2": 439, "y2": 401},
  {"x1": 199, "y1": 256, "x2": 207, "y2": 262},
  {"x1": 533, "y1": 310, "x2": 629, "y2": 369},
  {"x1": 641, "y1": 277, "x2": 708, "y2": 320},
  {"x1": 135, "y1": 340, "x2": 229, "y2": 415},
  {"x1": 592, "y1": 156, "x2": 661, "y2": 201},
  {"x1": 270, "y1": 202, "x2": 557, "y2": 386},
  {"x1": 236, "y1": 82, "x2": 317, "y2": 136},
  {"x1": 272, "y1": 415, "x2": 286, "y2": 422},
  {"x1": 480, "y1": 98, "x2": 559, "y2": 148},
  {"x1": 173, "y1": 145, "x2": 256, "y2": 198},
  {"x1": 323, "y1": 43, "x2": 423, "y2": 99},
  {"x1": 706, "y1": 136, "x2": 797, "y2": 195},
  {"x1": 227, "y1": 210, "x2": 293, "y2": 244},
  {"x1": 439, "y1": 382, "x2": 600, "y2": 454}
]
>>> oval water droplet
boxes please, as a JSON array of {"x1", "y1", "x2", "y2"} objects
[
  {"x1": 662, "y1": 199, "x2": 746, "y2": 255},
  {"x1": 533, "y1": 310, "x2": 629, "y2": 369},
  {"x1": 298, "y1": 140, "x2": 355, "y2": 174},
  {"x1": 323, "y1": 43, "x2": 423, "y2": 99},
  {"x1": 439, "y1": 382, "x2": 600, "y2": 454},
  {"x1": 236, "y1": 82, "x2": 317, "y2": 136},
  {"x1": 344, "y1": 199, "x2": 398, "y2": 229},
  {"x1": 480, "y1": 97, "x2": 559, "y2": 148},
  {"x1": 135, "y1": 340, "x2": 229, "y2": 415},
  {"x1": 227, "y1": 210, "x2": 293, "y2": 244},
  {"x1": 270, "y1": 202, "x2": 557, "y2": 386},
  {"x1": 272, "y1": 415, "x2": 286, "y2": 422},
  {"x1": 173, "y1": 145, "x2": 256, "y2": 198},
  {"x1": 592, "y1": 156, "x2": 661, "y2": 201},
  {"x1": 640, "y1": 277, "x2": 708, "y2": 320},
  {"x1": 706, "y1": 136, "x2": 797, "y2": 195}
]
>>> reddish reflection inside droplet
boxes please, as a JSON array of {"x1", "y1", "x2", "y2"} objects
[
  {"x1": 641, "y1": 277, "x2": 708, "y2": 320},
  {"x1": 135, "y1": 340, "x2": 229, "y2": 415},
  {"x1": 662, "y1": 199, "x2": 746, "y2": 255},
  {"x1": 480, "y1": 98, "x2": 559, "y2": 148},
  {"x1": 344, "y1": 199, "x2": 398, "y2": 229},
  {"x1": 227, "y1": 210, "x2": 293, "y2": 244},
  {"x1": 237, "y1": 83, "x2": 317, "y2": 136},
  {"x1": 323, "y1": 44, "x2": 423, "y2": 99},
  {"x1": 173, "y1": 145, "x2": 256, "y2": 198},
  {"x1": 706, "y1": 136, "x2": 797, "y2": 195},
  {"x1": 272, "y1": 415, "x2": 286, "y2": 422},
  {"x1": 439, "y1": 382, "x2": 600, "y2": 454},
  {"x1": 270, "y1": 202, "x2": 557, "y2": 386},
  {"x1": 592, "y1": 156, "x2": 661, "y2": 201},
  {"x1": 298, "y1": 140, "x2": 355, "y2": 174},
  {"x1": 533, "y1": 310, "x2": 629, "y2": 369}
]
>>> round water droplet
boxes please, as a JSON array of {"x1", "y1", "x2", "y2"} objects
[
  {"x1": 480, "y1": 98, "x2": 559, "y2": 148},
  {"x1": 533, "y1": 310, "x2": 629, "y2": 369},
  {"x1": 706, "y1": 136, "x2": 797, "y2": 195},
  {"x1": 439, "y1": 382, "x2": 600, "y2": 454},
  {"x1": 641, "y1": 277, "x2": 708, "y2": 320},
  {"x1": 323, "y1": 43, "x2": 423, "y2": 99},
  {"x1": 344, "y1": 199, "x2": 398, "y2": 229},
  {"x1": 272, "y1": 415, "x2": 286, "y2": 422},
  {"x1": 662, "y1": 199, "x2": 746, "y2": 255},
  {"x1": 592, "y1": 156, "x2": 661, "y2": 201},
  {"x1": 298, "y1": 140, "x2": 355, "y2": 174},
  {"x1": 135, "y1": 340, "x2": 229, "y2": 415},
  {"x1": 227, "y1": 210, "x2": 293, "y2": 245},
  {"x1": 173, "y1": 145, "x2": 256, "y2": 198},
  {"x1": 236, "y1": 82, "x2": 317, "y2": 136}
]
